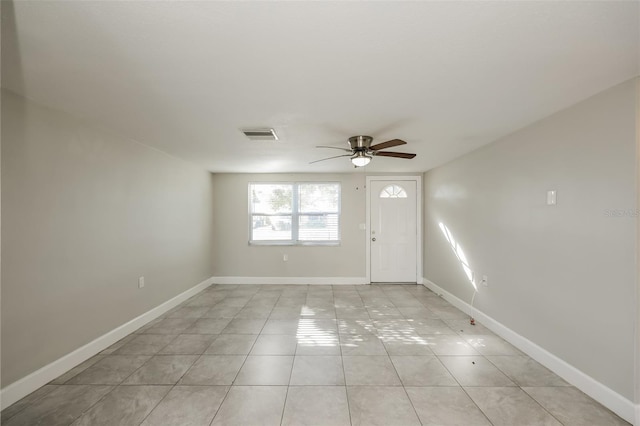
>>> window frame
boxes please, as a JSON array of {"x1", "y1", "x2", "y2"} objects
[{"x1": 248, "y1": 181, "x2": 341, "y2": 246}]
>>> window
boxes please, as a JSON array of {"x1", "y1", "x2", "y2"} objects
[
  {"x1": 379, "y1": 184, "x2": 407, "y2": 198},
  {"x1": 249, "y1": 182, "x2": 340, "y2": 245}
]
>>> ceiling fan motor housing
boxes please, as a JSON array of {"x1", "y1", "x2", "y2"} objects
[{"x1": 348, "y1": 135, "x2": 373, "y2": 151}]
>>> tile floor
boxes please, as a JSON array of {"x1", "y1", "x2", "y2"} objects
[{"x1": 1, "y1": 284, "x2": 630, "y2": 426}]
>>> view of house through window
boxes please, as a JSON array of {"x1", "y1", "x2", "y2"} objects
[{"x1": 249, "y1": 182, "x2": 340, "y2": 244}]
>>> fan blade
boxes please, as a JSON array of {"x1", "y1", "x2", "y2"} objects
[
  {"x1": 310, "y1": 154, "x2": 352, "y2": 164},
  {"x1": 316, "y1": 145, "x2": 352, "y2": 153},
  {"x1": 369, "y1": 139, "x2": 406, "y2": 151},
  {"x1": 374, "y1": 151, "x2": 416, "y2": 159}
]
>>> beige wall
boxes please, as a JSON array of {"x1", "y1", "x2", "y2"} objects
[
  {"x1": 1, "y1": 91, "x2": 215, "y2": 387},
  {"x1": 212, "y1": 173, "x2": 368, "y2": 279},
  {"x1": 423, "y1": 79, "x2": 637, "y2": 399}
]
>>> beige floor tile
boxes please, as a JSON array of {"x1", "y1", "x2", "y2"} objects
[
  {"x1": 142, "y1": 318, "x2": 197, "y2": 334},
  {"x1": 141, "y1": 386, "x2": 229, "y2": 426},
  {"x1": 179, "y1": 355, "x2": 245, "y2": 385},
  {"x1": 113, "y1": 334, "x2": 177, "y2": 355},
  {"x1": 71, "y1": 386, "x2": 170, "y2": 426},
  {"x1": 158, "y1": 334, "x2": 217, "y2": 354},
  {"x1": 465, "y1": 334, "x2": 523, "y2": 355},
  {"x1": 487, "y1": 356, "x2": 570, "y2": 387},
  {"x1": 381, "y1": 334, "x2": 434, "y2": 355},
  {"x1": 408, "y1": 319, "x2": 458, "y2": 335},
  {"x1": 49, "y1": 355, "x2": 105, "y2": 384},
  {"x1": 295, "y1": 335, "x2": 342, "y2": 355},
  {"x1": 211, "y1": 386, "x2": 287, "y2": 426},
  {"x1": 342, "y1": 355, "x2": 401, "y2": 386},
  {"x1": 347, "y1": 386, "x2": 420, "y2": 426},
  {"x1": 340, "y1": 334, "x2": 387, "y2": 355},
  {"x1": 202, "y1": 305, "x2": 243, "y2": 318},
  {"x1": 234, "y1": 355, "x2": 294, "y2": 385},
  {"x1": 205, "y1": 334, "x2": 257, "y2": 355},
  {"x1": 445, "y1": 319, "x2": 494, "y2": 335},
  {"x1": 282, "y1": 386, "x2": 351, "y2": 426},
  {"x1": 1, "y1": 385, "x2": 60, "y2": 423},
  {"x1": 123, "y1": 355, "x2": 198, "y2": 385},
  {"x1": 465, "y1": 387, "x2": 562, "y2": 426},
  {"x1": 221, "y1": 318, "x2": 267, "y2": 334},
  {"x1": 425, "y1": 334, "x2": 480, "y2": 355},
  {"x1": 523, "y1": 386, "x2": 630, "y2": 426},
  {"x1": 398, "y1": 306, "x2": 438, "y2": 319},
  {"x1": 261, "y1": 319, "x2": 300, "y2": 335},
  {"x1": 250, "y1": 334, "x2": 297, "y2": 355},
  {"x1": 439, "y1": 356, "x2": 516, "y2": 387},
  {"x1": 184, "y1": 318, "x2": 232, "y2": 334},
  {"x1": 406, "y1": 386, "x2": 491, "y2": 426},
  {"x1": 165, "y1": 306, "x2": 209, "y2": 319},
  {"x1": 391, "y1": 355, "x2": 457, "y2": 386},
  {"x1": 290, "y1": 356, "x2": 345, "y2": 385},
  {"x1": 67, "y1": 355, "x2": 150, "y2": 385},
  {"x1": 3, "y1": 386, "x2": 113, "y2": 426}
]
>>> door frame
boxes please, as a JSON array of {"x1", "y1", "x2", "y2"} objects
[{"x1": 365, "y1": 175, "x2": 423, "y2": 284}]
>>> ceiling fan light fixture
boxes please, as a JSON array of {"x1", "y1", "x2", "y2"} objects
[{"x1": 351, "y1": 151, "x2": 372, "y2": 167}]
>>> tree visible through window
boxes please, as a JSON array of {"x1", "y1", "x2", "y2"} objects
[{"x1": 250, "y1": 182, "x2": 340, "y2": 244}]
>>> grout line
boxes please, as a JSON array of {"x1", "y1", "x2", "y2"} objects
[
  {"x1": 382, "y1": 324, "x2": 423, "y2": 424},
  {"x1": 63, "y1": 383, "x2": 118, "y2": 424},
  {"x1": 208, "y1": 288, "x2": 265, "y2": 425},
  {"x1": 437, "y1": 354, "x2": 495, "y2": 426},
  {"x1": 280, "y1": 332, "x2": 296, "y2": 423},
  {"x1": 0, "y1": 385, "x2": 58, "y2": 423},
  {"x1": 203, "y1": 288, "x2": 236, "y2": 426},
  {"x1": 120, "y1": 297, "x2": 209, "y2": 425},
  {"x1": 520, "y1": 387, "x2": 568, "y2": 425},
  {"x1": 334, "y1": 289, "x2": 354, "y2": 426}
]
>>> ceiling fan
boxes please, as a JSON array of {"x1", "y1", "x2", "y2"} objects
[{"x1": 311, "y1": 136, "x2": 416, "y2": 167}]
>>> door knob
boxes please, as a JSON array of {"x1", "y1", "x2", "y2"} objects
[{"x1": 372, "y1": 237, "x2": 376, "y2": 242}]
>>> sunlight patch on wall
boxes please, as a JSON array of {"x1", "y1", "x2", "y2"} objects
[{"x1": 439, "y1": 222, "x2": 477, "y2": 291}]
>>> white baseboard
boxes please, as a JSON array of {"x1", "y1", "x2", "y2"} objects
[
  {"x1": 423, "y1": 278, "x2": 636, "y2": 425},
  {"x1": 0, "y1": 276, "x2": 215, "y2": 410},
  {"x1": 212, "y1": 276, "x2": 368, "y2": 285}
]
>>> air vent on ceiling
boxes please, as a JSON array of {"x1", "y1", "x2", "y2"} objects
[{"x1": 241, "y1": 128, "x2": 279, "y2": 141}]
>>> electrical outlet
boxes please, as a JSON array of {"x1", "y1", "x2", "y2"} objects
[
  {"x1": 138, "y1": 276, "x2": 145, "y2": 289},
  {"x1": 283, "y1": 254, "x2": 288, "y2": 261},
  {"x1": 481, "y1": 275, "x2": 488, "y2": 287}
]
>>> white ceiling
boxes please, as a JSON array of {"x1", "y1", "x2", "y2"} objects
[{"x1": 2, "y1": 1, "x2": 638, "y2": 173}]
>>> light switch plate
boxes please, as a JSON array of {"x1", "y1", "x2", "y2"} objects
[{"x1": 547, "y1": 190, "x2": 557, "y2": 205}]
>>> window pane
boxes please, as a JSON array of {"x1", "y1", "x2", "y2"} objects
[
  {"x1": 380, "y1": 184, "x2": 407, "y2": 199},
  {"x1": 299, "y1": 183, "x2": 339, "y2": 213},
  {"x1": 251, "y1": 184, "x2": 293, "y2": 214},
  {"x1": 252, "y1": 215, "x2": 292, "y2": 241},
  {"x1": 299, "y1": 214, "x2": 339, "y2": 241}
]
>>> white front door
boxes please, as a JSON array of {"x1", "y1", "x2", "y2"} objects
[{"x1": 370, "y1": 180, "x2": 417, "y2": 283}]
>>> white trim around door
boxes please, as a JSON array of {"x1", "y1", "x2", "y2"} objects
[{"x1": 365, "y1": 175, "x2": 423, "y2": 284}]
